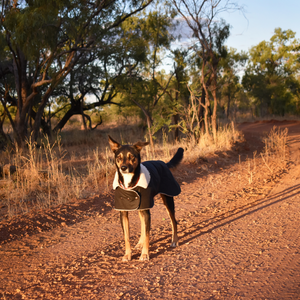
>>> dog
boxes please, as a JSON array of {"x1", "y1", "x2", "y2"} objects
[{"x1": 108, "y1": 135, "x2": 184, "y2": 261}]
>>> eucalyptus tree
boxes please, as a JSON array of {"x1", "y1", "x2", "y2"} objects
[
  {"x1": 50, "y1": 12, "x2": 151, "y2": 134},
  {"x1": 162, "y1": 48, "x2": 189, "y2": 141},
  {"x1": 242, "y1": 28, "x2": 300, "y2": 117},
  {"x1": 0, "y1": 0, "x2": 154, "y2": 145},
  {"x1": 218, "y1": 47, "x2": 247, "y2": 118},
  {"x1": 171, "y1": 0, "x2": 242, "y2": 141},
  {"x1": 113, "y1": 4, "x2": 178, "y2": 150}
]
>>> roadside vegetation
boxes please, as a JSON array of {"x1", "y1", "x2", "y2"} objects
[
  {"x1": 0, "y1": 120, "x2": 238, "y2": 218},
  {"x1": 0, "y1": 0, "x2": 298, "y2": 218},
  {"x1": 0, "y1": 120, "x2": 290, "y2": 219}
]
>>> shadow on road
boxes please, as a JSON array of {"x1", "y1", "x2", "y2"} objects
[{"x1": 149, "y1": 183, "x2": 300, "y2": 259}]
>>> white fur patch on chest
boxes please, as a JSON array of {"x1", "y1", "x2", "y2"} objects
[
  {"x1": 113, "y1": 164, "x2": 151, "y2": 190},
  {"x1": 122, "y1": 173, "x2": 134, "y2": 188}
]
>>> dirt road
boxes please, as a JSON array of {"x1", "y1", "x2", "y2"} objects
[{"x1": 1, "y1": 120, "x2": 300, "y2": 299}]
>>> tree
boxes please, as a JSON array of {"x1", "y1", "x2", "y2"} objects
[
  {"x1": 242, "y1": 28, "x2": 300, "y2": 117},
  {"x1": 171, "y1": 0, "x2": 242, "y2": 141},
  {"x1": 114, "y1": 5, "x2": 178, "y2": 150},
  {"x1": 50, "y1": 14, "x2": 151, "y2": 134},
  {"x1": 218, "y1": 47, "x2": 247, "y2": 118},
  {"x1": 165, "y1": 49, "x2": 189, "y2": 141},
  {"x1": 0, "y1": 0, "x2": 154, "y2": 146}
]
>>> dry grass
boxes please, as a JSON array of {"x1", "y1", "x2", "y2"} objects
[
  {"x1": 245, "y1": 126, "x2": 289, "y2": 185},
  {"x1": 260, "y1": 126, "x2": 288, "y2": 173},
  {"x1": 0, "y1": 137, "x2": 91, "y2": 218},
  {"x1": 0, "y1": 121, "x2": 288, "y2": 219},
  {"x1": 262, "y1": 126, "x2": 288, "y2": 161},
  {"x1": 181, "y1": 121, "x2": 241, "y2": 163}
]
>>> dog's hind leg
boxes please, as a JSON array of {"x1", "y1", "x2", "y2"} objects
[
  {"x1": 120, "y1": 211, "x2": 131, "y2": 262},
  {"x1": 161, "y1": 194, "x2": 179, "y2": 247},
  {"x1": 138, "y1": 210, "x2": 151, "y2": 261}
]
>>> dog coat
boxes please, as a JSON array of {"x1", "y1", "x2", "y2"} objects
[{"x1": 113, "y1": 161, "x2": 181, "y2": 211}]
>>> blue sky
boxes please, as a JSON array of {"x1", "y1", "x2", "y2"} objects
[
  {"x1": 163, "y1": 0, "x2": 300, "y2": 72},
  {"x1": 222, "y1": 0, "x2": 300, "y2": 52}
]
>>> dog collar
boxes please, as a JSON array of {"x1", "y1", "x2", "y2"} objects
[{"x1": 113, "y1": 164, "x2": 151, "y2": 190}]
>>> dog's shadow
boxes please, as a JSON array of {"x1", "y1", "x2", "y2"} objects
[
  {"x1": 90, "y1": 183, "x2": 299, "y2": 264},
  {"x1": 149, "y1": 183, "x2": 300, "y2": 260}
]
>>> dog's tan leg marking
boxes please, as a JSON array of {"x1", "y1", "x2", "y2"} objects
[
  {"x1": 138, "y1": 210, "x2": 150, "y2": 261},
  {"x1": 161, "y1": 194, "x2": 179, "y2": 247},
  {"x1": 120, "y1": 211, "x2": 131, "y2": 262}
]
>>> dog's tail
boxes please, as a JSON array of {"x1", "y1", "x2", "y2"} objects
[{"x1": 166, "y1": 147, "x2": 184, "y2": 169}]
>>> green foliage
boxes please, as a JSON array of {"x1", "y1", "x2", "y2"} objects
[
  {"x1": 111, "y1": 6, "x2": 178, "y2": 127},
  {"x1": 3, "y1": 0, "x2": 300, "y2": 149},
  {"x1": 218, "y1": 47, "x2": 248, "y2": 117},
  {"x1": 3, "y1": 0, "x2": 65, "y2": 59},
  {"x1": 0, "y1": 0, "x2": 156, "y2": 144},
  {"x1": 211, "y1": 19, "x2": 231, "y2": 60},
  {"x1": 242, "y1": 28, "x2": 300, "y2": 116}
]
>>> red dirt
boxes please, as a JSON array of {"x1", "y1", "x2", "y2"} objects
[{"x1": 1, "y1": 120, "x2": 300, "y2": 299}]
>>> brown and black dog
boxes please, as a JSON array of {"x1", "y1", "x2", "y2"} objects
[{"x1": 108, "y1": 135, "x2": 183, "y2": 261}]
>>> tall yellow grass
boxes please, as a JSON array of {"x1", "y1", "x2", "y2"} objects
[
  {"x1": 262, "y1": 126, "x2": 288, "y2": 162},
  {"x1": 245, "y1": 126, "x2": 289, "y2": 184},
  {"x1": 0, "y1": 122, "x2": 287, "y2": 219}
]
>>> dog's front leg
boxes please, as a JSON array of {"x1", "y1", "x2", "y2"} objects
[
  {"x1": 138, "y1": 210, "x2": 151, "y2": 261},
  {"x1": 120, "y1": 211, "x2": 131, "y2": 262},
  {"x1": 135, "y1": 216, "x2": 145, "y2": 250},
  {"x1": 135, "y1": 210, "x2": 148, "y2": 250}
]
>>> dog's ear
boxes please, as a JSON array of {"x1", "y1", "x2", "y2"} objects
[
  {"x1": 108, "y1": 135, "x2": 120, "y2": 153},
  {"x1": 133, "y1": 141, "x2": 149, "y2": 152}
]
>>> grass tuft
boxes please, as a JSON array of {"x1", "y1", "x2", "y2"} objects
[{"x1": 0, "y1": 121, "x2": 288, "y2": 219}]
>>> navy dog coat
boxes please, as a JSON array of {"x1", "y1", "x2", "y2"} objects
[{"x1": 113, "y1": 161, "x2": 181, "y2": 211}]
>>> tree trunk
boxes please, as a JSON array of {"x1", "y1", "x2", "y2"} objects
[
  {"x1": 227, "y1": 86, "x2": 231, "y2": 118},
  {"x1": 130, "y1": 99, "x2": 154, "y2": 154},
  {"x1": 198, "y1": 87, "x2": 206, "y2": 134},
  {"x1": 201, "y1": 68, "x2": 211, "y2": 136},
  {"x1": 145, "y1": 114, "x2": 154, "y2": 153},
  {"x1": 174, "y1": 86, "x2": 180, "y2": 141},
  {"x1": 33, "y1": 88, "x2": 53, "y2": 142},
  {"x1": 13, "y1": 51, "x2": 28, "y2": 145},
  {"x1": 80, "y1": 98, "x2": 88, "y2": 131},
  {"x1": 211, "y1": 87, "x2": 218, "y2": 143},
  {"x1": 53, "y1": 108, "x2": 76, "y2": 134},
  {"x1": 173, "y1": 113, "x2": 179, "y2": 141}
]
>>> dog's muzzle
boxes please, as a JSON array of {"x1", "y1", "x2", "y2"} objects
[{"x1": 120, "y1": 165, "x2": 134, "y2": 173}]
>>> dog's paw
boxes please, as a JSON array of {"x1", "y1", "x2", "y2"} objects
[
  {"x1": 135, "y1": 242, "x2": 143, "y2": 250},
  {"x1": 122, "y1": 254, "x2": 131, "y2": 262},
  {"x1": 139, "y1": 254, "x2": 149, "y2": 261},
  {"x1": 170, "y1": 241, "x2": 179, "y2": 248}
]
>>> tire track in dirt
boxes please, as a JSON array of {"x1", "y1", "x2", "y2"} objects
[
  {"x1": 255, "y1": 228, "x2": 300, "y2": 298},
  {"x1": 1, "y1": 120, "x2": 300, "y2": 299},
  {"x1": 220, "y1": 182, "x2": 300, "y2": 299},
  {"x1": 153, "y1": 171, "x2": 300, "y2": 299},
  {"x1": 6, "y1": 165, "x2": 298, "y2": 299}
]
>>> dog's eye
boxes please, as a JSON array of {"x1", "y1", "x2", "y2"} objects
[{"x1": 128, "y1": 154, "x2": 136, "y2": 162}]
